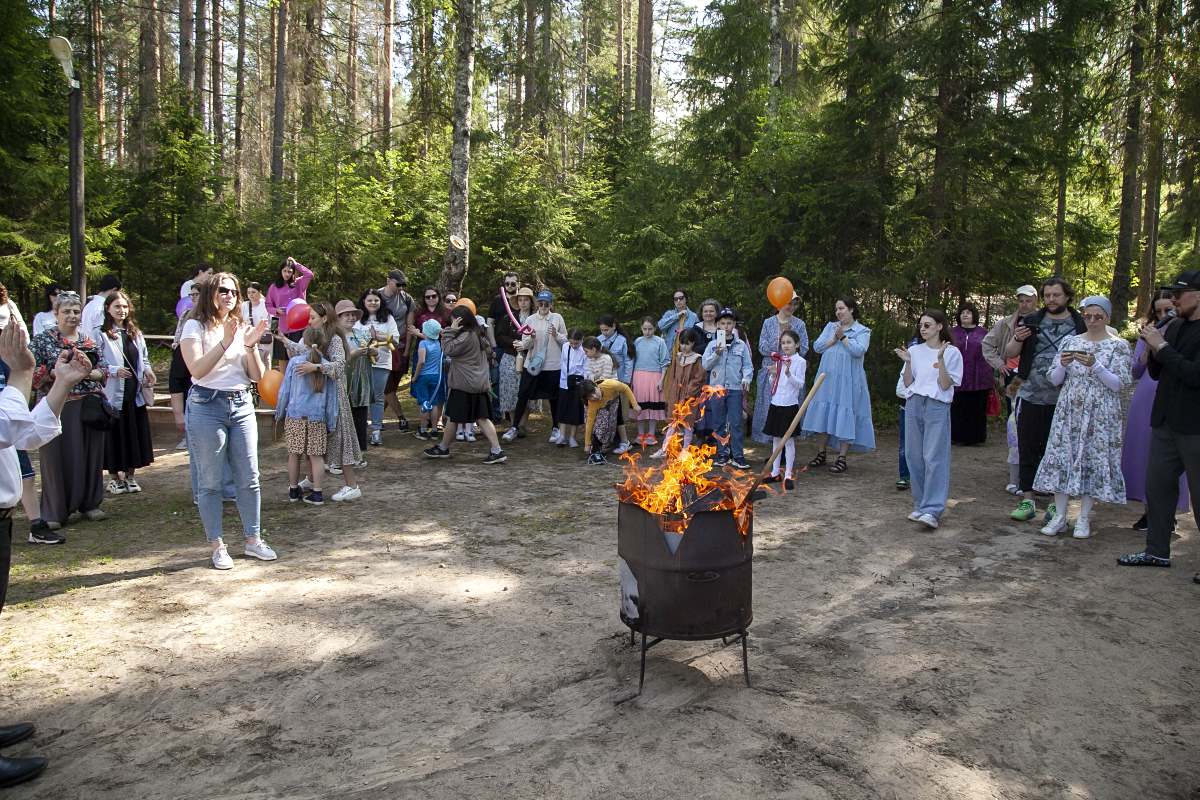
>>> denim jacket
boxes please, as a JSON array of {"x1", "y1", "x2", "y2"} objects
[
  {"x1": 597, "y1": 330, "x2": 633, "y2": 384},
  {"x1": 702, "y1": 334, "x2": 754, "y2": 389},
  {"x1": 274, "y1": 357, "x2": 339, "y2": 431}
]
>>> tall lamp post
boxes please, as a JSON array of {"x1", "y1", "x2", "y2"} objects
[{"x1": 48, "y1": 36, "x2": 86, "y2": 299}]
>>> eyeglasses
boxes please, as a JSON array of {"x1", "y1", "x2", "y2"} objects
[
  {"x1": 919, "y1": 322, "x2": 936, "y2": 329},
  {"x1": 424, "y1": 294, "x2": 439, "y2": 300},
  {"x1": 216, "y1": 286, "x2": 237, "y2": 296},
  {"x1": 1082, "y1": 313, "x2": 1106, "y2": 322}
]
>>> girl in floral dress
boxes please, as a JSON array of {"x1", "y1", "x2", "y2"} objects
[{"x1": 1033, "y1": 296, "x2": 1132, "y2": 539}]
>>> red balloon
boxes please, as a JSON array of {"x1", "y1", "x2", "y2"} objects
[
  {"x1": 258, "y1": 369, "x2": 284, "y2": 407},
  {"x1": 285, "y1": 302, "x2": 311, "y2": 331}
]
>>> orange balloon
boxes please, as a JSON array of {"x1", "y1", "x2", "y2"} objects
[
  {"x1": 454, "y1": 297, "x2": 477, "y2": 316},
  {"x1": 258, "y1": 369, "x2": 284, "y2": 407},
  {"x1": 767, "y1": 277, "x2": 795, "y2": 310}
]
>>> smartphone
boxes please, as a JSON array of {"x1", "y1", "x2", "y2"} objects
[{"x1": 717, "y1": 330, "x2": 727, "y2": 347}]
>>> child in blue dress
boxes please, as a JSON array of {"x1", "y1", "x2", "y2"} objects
[{"x1": 411, "y1": 318, "x2": 446, "y2": 440}]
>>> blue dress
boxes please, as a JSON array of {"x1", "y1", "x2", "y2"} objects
[
  {"x1": 800, "y1": 321, "x2": 875, "y2": 452},
  {"x1": 751, "y1": 314, "x2": 809, "y2": 444}
]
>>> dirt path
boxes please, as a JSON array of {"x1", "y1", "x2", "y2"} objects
[{"x1": 2, "y1": 420, "x2": 1197, "y2": 799}]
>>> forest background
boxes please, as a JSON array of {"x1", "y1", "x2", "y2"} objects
[{"x1": 1, "y1": 0, "x2": 1198, "y2": 410}]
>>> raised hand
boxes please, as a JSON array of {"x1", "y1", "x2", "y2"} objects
[
  {"x1": 893, "y1": 346, "x2": 911, "y2": 363},
  {"x1": 0, "y1": 323, "x2": 34, "y2": 372},
  {"x1": 54, "y1": 348, "x2": 93, "y2": 385},
  {"x1": 244, "y1": 319, "x2": 270, "y2": 348},
  {"x1": 222, "y1": 317, "x2": 240, "y2": 348}
]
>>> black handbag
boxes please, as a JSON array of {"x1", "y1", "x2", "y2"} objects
[{"x1": 80, "y1": 393, "x2": 120, "y2": 432}]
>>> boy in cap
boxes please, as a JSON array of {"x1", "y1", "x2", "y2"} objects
[{"x1": 701, "y1": 308, "x2": 753, "y2": 469}]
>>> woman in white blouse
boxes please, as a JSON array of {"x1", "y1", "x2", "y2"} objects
[
  {"x1": 241, "y1": 282, "x2": 272, "y2": 370},
  {"x1": 895, "y1": 309, "x2": 964, "y2": 529}
]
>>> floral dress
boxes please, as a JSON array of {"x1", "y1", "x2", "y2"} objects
[
  {"x1": 284, "y1": 334, "x2": 361, "y2": 468},
  {"x1": 1033, "y1": 335, "x2": 1132, "y2": 504},
  {"x1": 30, "y1": 328, "x2": 104, "y2": 400}
]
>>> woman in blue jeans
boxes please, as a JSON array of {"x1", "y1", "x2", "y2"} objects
[{"x1": 180, "y1": 273, "x2": 275, "y2": 570}]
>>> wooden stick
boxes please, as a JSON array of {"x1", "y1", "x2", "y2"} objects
[{"x1": 740, "y1": 371, "x2": 826, "y2": 503}]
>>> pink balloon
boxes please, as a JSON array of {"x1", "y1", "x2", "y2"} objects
[{"x1": 175, "y1": 297, "x2": 193, "y2": 318}]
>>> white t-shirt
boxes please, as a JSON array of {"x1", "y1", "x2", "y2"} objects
[
  {"x1": 180, "y1": 318, "x2": 252, "y2": 391},
  {"x1": 81, "y1": 294, "x2": 106, "y2": 335},
  {"x1": 32, "y1": 310, "x2": 56, "y2": 336},
  {"x1": 180, "y1": 279, "x2": 194, "y2": 299},
  {"x1": 354, "y1": 318, "x2": 401, "y2": 369},
  {"x1": 241, "y1": 299, "x2": 270, "y2": 328},
  {"x1": 903, "y1": 341, "x2": 963, "y2": 404}
]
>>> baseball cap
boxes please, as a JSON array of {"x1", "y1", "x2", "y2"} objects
[
  {"x1": 387, "y1": 269, "x2": 407, "y2": 285},
  {"x1": 1160, "y1": 270, "x2": 1200, "y2": 292},
  {"x1": 536, "y1": 290, "x2": 554, "y2": 303},
  {"x1": 716, "y1": 306, "x2": 736, "y2": 321},
  {"x1": 335, "y1": 299, "x2": 358, "y2": 316},
  {"x1": 1015, "y1": 284, "x2": 1037, "y2": 297}
]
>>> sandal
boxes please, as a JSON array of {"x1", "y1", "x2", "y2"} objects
[
  {"x1": 829, "y1": 455, "x2": 848, "y2": 474},
  {"x1": 808, "y1": 451, "x2": 827, "y2": 468}
]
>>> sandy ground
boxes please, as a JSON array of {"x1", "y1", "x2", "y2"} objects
[{"x1": 1, "y1": 417, "x2": 1198, "y2": 800}]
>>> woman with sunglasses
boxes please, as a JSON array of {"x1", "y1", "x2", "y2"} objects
[
  {"x1": 406, "y1": 287, "x2": 452, "y2": 431},
  {"x1": 180, "y1": 274, "x2": 274, "y2": 570},
  {"x1": 1032, "y1": 296, "x2": 1132, "y2": 539},
  {"x1": 506, "y1": 290, "x2": 567, "y2": 442}
]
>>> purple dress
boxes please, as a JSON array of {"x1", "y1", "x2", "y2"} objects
[{"x1": 1121, "y1": 339, "x2": 1190, "y2": 509}]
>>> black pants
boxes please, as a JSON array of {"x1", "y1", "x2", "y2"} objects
[
  {"x1": 1017, "y1": 400, "x2": 1056, "y2": 493},
  {"x1": 951, "y1": 389, "x2": 989, "y2": 445},
  {"x1": 1, "y1": 516, "x2": 11, "y2": 615},
  {"x1": 1145, "y1": 426, "x2": 1200, "y2": 559},
  {"x1": 513, "y1": 371, "x2": 560, "y2": 430},
  {"x1": 351, "y1": 405, "x2": 369, "y2": 452}
]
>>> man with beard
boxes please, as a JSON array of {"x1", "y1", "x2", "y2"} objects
[
  {"x1": 1004, "y1": 277, "x2": 1086, "y2": 523},
  {"x1": 379, "y1": 269, "x2": 414, "y2": 432}
]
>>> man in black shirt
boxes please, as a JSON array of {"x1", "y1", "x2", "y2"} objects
[{"x1": 1119, "y1": 270, "x2": 1200, "y2": 582}]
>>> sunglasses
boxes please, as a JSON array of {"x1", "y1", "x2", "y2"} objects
[
  {"x1": 919, "y1": 322, "x2": 936, "y2": 328},
  {"x1": 216, "y1": 286, "x2": 237, "y2": 296},
  {"x1": 445, "y1": 297, "x2": 458, "y2": 303},
  {"x1": 673, "y1": 296, "x2": 686, "y2": 301},
  {"x1": 504, "y1": 281, "x2": 518, "y2": 287},
  {"x1": 425, "y1": 294, "x2": 439, "y2": 300}
]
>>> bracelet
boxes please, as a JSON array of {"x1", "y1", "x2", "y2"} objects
[{"x1": 220, "y1": 340, "x2": 230, "y2": 352}]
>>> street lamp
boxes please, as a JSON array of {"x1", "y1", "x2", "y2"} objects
[{"x1": 48, "y1": 36, "x2": 86, "y2": 299}]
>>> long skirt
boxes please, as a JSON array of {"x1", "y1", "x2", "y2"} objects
[
  {"x1": 40, "y1": 399, "x2": 105, "y2": 523},
  {"x1": 950, "y1": 389, "x2": 989, "y2": 445},
  {"x1": 592, "y1": 398, "x2": 620, "y2": 450},
  {"x1": 104, "y1": 390, "x2": 154, "y2": 474},
  {"x1": 497, "y1": 353, "x2": 520, "y2": 413}
]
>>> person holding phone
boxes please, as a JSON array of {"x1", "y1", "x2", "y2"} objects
[
  {"x1": 1003, "y1": 277, "x2": 1086, "y2": 523},
  {"x1": 28, "y1": 291, "x2": 108, "y2": 535},
  {"x1": 701, "y1": 308, "x2": 754, "y2": 469}
]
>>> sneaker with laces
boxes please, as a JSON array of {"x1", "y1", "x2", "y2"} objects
[
  {"x1": 1010, "y1": 499, "x2": 1036, "y2": 521},
  {"x1": 212, "y1": 544, "x2": 234, "y2": 570},
  {"x1": 587, "y1": 452, "x2": 607, "y2": 465},
  {"x1": 244, "y1": 539, "x2": 277, "y2": 561},
  {"x1": 712, "y1": 457, "x2": 729, "y2": 468},
  {"x1": 917, "y1": 513, "x2": 939, "y2": 529},
  {"x1": 369, "y1": 431, "x2": 382, "y2": 446},
  {"x1": 645, "y1": 435, "x2": 658, "y2": 447},
  {"x1": 331, "y1": 485, "x2": 363, "y2": 502},
  {"x1": 1117, "y1": 551, "x2": 1170, "y2": 567},
  {"x1": 298, "y1": 477, "x2": 313, "y2": 491},
  {"x1": 327, "y1": 464, "x2": 344, "y2": 475},
  {"x1": 28, "y1": 521, "x2": 65, "y2": 545},
  {"x1": 303, "y1": 490, "x2": 325, "y2": 506},
  {"x1": 465, "y1": 430, "x2": 477, "y2": 442},
  {"x1": 1040, "y1": 514, "x2": 1068, "y2": 536},
  {"x1": 730, "y1": 458, "x2": 751, "y2": 470},
  {"x1": 288, "y1": 486, "x2": 302, "y2": 502},
  {"x1": 106, "y1": 479, "x2": 128, "y2": 495},
  {"x1": 125, "y1": 478, "x2": 142, "y2": 493},
  {"x1": 907, "y1": 511, "x2": 922, "y2": 522},
  {"x1": 650, "y1": 449, "x2": 666, "y2": 459},
  {"x1": 456, "y1": 429, "x2": 467, "y2": 442},
  {"x1": 612, "y1": 441, "x2": 632, "y2": 455},
  {"x1": 1005, "y1": 483, "x2": 1021, "y2": 496},
  {"x1": 1043, "y1": 503, "x2": 1057, "y2": 523},
  {"x1": 397, "y1": 418, "x2": 410, "y2": 432},
  {"x1": 483, "y1": 450, "x2": 508, "y2": 465},
  {"x1": 549, "y1": 429, "x2": 562, "y2": 444},
  {"x1": 414, "y1": 428, "x2": 430, "y2": 441},
  {"x1": 1072, "y1": 517, "x2": 1091, "y2": 539},
  {"x1": 423, "y1": 445, "x2": 451, "y2": 458},
  {"x1": 501, "y1": 427, "x2": 519, "y2": 443}
]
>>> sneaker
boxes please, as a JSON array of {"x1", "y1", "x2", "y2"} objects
[
  {"x1": 712, "y1": 457, "x2": 729, "y2": 468},
  {"x1": 587, "y1": 452, "x2": 607, "y2": 465},
  {"x1": 1072, "y1": 517, "x2": 1091, "y2": 539},
  {"x1": 28, "y1": 521, "x2": 65, "y2": 545},
  {"x1": 1010, "y1": 500, "x2": 1036, "y2": 521},
  {"x1": 288, "y1": 486, "x2": 301, "y2": 502},
  {"x1": 327, "y1": 464, "x2": 344, "y2": 475},
  {"x1": 106, "y1": 479, "x2": 128, "y2": 495},
  {"x1": 212, "y1": 544, "x2": 234, "y2": 570},
  {"x1": 413, "y1": 428, "x2": 429, "y2": 441},
  {"x1": 568, "y1": 438, "x2": 578, "y2": 448},
  {"x1": 456, "y1": 429, "x2": 467, "y2": 442},
  {"x1": 83, "y1": 508, "x2": 107, "y2": 521},
  {"x1": 764, "y1": 474, "x2": 782, "y2": 483},
  {"x1": 1131, "y1": 513, "x2": 1148, "y2": 531},
  {"x1": 730, "y1": 458, "x2": 751, "y2": 470},
  {"x1": 1041, "y1": 514, "x2": 1067, "y2": 536},
  {"x1": 483, "y1": 450, "x2": 508, "y2": 465},
  {"x1": 1042, "y1": 503, "x2": 1058, "y2": 523},
  {"x1": 331, "y1": 485, "x2": 363, "y2": 502},
  {"x1": 1005, "y1": 483, "x2": 1021, "y2": 496},
  {"x1": 465, "y1": 430, "x2": 477, "y2": 443},
  {"x1": 501, "y1": 427, "x2": 519, "y2": 443},
  {"x1": 298, "y1": 477, "x2": 313, "y2": 491},
  {"x1": 244, "y1": 539, "x2": 278, "y2": 561},
  {"x1": 907, "y1": 511, "x2": 922, "y2": 522},
  {"x1": 784, "y1": 478, "x2": 795, "y2": 491},
  {"x1": 917, "y1": 513, "x2": 939, "y2": 529},
  {"x1": 175, "y1": 437, "x2": 189, "y2": 450},
  {"x1": 125, "y1": 478, "x2": 142, "y2": 493},
  {"x1": 612, "y1": 441, "x2": 632, "y2": 455},
  {"x1": 645, "y1": 436, "x2": 658, "y2": 447},
  {"x1": 896, "y1": 478, "x2": 910, "y2": 490},
  {"x1": 650, "y1": 449, "x2": 666, "y2": 459},
  {"x1": 549, "y1": 429, "x2": 562, "y2": 444},
  {"x1": 423, "y1": 445, "x2": 451, "y2": 458},
  {"x1": 303, "y1": 490, "x2": 325, "y2": 506},
  {"x1": 1116, "y1": 551, "x2": 1170, "y2": 567},
  {"x1": 369, "y1": 431, "x2": 382, "y2": 446},
  {"x1": 397, "y1": 418, "x2": 410, "y2": 432}
]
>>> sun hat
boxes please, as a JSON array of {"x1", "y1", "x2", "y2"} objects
[
  {"x1": 536, "y1": 290, "x2": 554, "y2": 303},
  {"x1": 334, "y1": 299, "x2": 358, "y2": 316},
  {"x1": 515, "y1": 287, "x2": 535, "y2": 298},
  {"x1": 1015, "y1": 284, "x2": 1037, "y2": 297},
  {"x1": 422, "y1": 319, "x2": 442, "y2": 339}
]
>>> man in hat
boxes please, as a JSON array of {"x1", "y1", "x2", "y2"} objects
[
  {"x1": 1119, "y1": 270, "x2": 1200, "y2": 581},
  {"x1": 378, "y1": 269, "x2": 414, "y2": 432},
  {"x1": 982, "y1": 284, "x2": 1039, "y2": 377}
]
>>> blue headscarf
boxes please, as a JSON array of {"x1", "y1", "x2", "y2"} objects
[{"x1": 1080, "y1": 295, "x2": 1112, "y2": 318}]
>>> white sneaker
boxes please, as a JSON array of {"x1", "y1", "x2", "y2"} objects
[
  {"x1": 907, "y1": 511, "x2": 922, "y2": 521},
  {"x1": 568, "y1": 437, "x2": 578, "y2": 448},
  {"x1": 327, "y1": 464, "x2": 343, "y2": 475},
  {"x1": 1072, "y1": 517, "x2": 1091, "y2": 539},
  {"x1": 501, "y1": 427, "x2": 519, "y2": 442},
  {"x1": 650, "y1": 449, "x2": 666, "y2": 459},
  {"x1": 549, "y1": 429, "x2": 562, "y2": 444},
  {"x1": 107, "y1": 479, "x2": 128, "y2": 495},
  {"x1": 456, "y1": 429, "x2": 467, "y2": 442},
  {"x1": 244, "y1": 539, "x2": 277, "y2": 561},
  {"x1": 298, "y1": 477, "x2": 313, "y2": 491},
  {"x1": 1005, "y1": 483, "x2": 1021, "y2": 495},
  {"x1": 1041, "y1": 514, "x2": 1068, "y2": 536},
  {"x1": 175, "y1": 437, "x2": 189, "y2": 450},
  {"x1": 465, "y1": 430, "x2": 477, "y2": 442},
  {"x1": 613, "y1": 441, "x2": 632, "y2": 455},
  {"x1": 331, "y1": 485, "x2": 362, "y2": 502},
  {"x1": 212, "y1": 544, "x2": 234, "y2": 570},
  {"x1": 917, "y1": 513, "x2": 939, "y2": 529}
]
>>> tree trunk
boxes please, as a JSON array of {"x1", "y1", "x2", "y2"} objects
[
  {"x1": 1135, "y1": 0, "x2": 1171, "y2": 319},
  {"x1": 271, "y1": 0, "x2": 289, "y2": 183},
  {"x1": 622, "y1": 0, "x2": 632, "y2": 115},
  {"x1": 768, "y1": 0, "x2": 781, "y2": 115},
  {"x1": 615, "y1": 0, "x2": 624, "y2": 123},
  {"x1": 1110, "y1": 0, "x2": 1147, "y2": 327},
  {"x1": 115, "y1": 48, "x2": 126, "y2": 166},
  {"x1": 441, "y1": 0, "x2": 476, "y2": 292},
  {"x1": 634, "y1": 0, "x2": 652, "y2": 114},
  {"x1": 194, "y1": 0, "x2": 208, "y2": 123},
  {"x1": 135, "y1": 0, "x2": 160, "y2": 170},
  {"x1": 158, "y1": 0, "x2": 168, "y2": 84},
  {"x1": 523, "y1": 0, "x2": 536, "y2": 125},
  {"x1": 91, "y1": 0, "x2": 106, "y2": 159},
  {"x1": 382, "y1": 0, "x2": 393, "y2": 148},
  {"x1": 212, "y1": 0, "x2": 225, "y2": 179},
  {"x1": 347, "y1": 0, "x2": 358, "y2": 121},
  {"x1": 181, "y1": 0, "x2": 194, "y2": 91},
  {"x1": 302, "y1": 1, "x2": 323, "y2": 131},
  {"x1": 234, "y1": 0, "x2": 246, "y2": 205},
  {"x1": 540, "y1": 0, "x2": 551, "y2": 135}
]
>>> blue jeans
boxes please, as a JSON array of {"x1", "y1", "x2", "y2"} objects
[
  {"x1": 186, "y1": 387, "x2": 261, "y2": 542},
  {"x1": 898, "y1": 402, "x2": 910, "y2": 480},
  {"x1": 709, "y1": 389, "x2": 745, "y2": 461},
  {"x1": 369, "y1": 367, "x2": 390, "y2": 432},
  {"x1": 905, "y1": 394, "x2": 952, "y2": 518}
]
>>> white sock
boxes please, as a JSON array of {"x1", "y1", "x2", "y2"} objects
[
  {"x1": 772, "y1": 437, "x2": 784, "y2": 476},
  {"x1": 1079, "y1": 495, "x2": 1094, "y2": 520},
  {"x1": 1008, "y1": 463, "x2": 1019, "y2": 485},
  {"x1": 783, "y1": 438, "x2": 795, "y2": 478},
  {"x1": 1054, "y1": 493, "x2": 1068, "y2": 518}
]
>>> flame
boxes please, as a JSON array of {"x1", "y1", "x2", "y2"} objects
[{"x1": 617, "y1": 385, "x2": 763, "y2": 536}]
